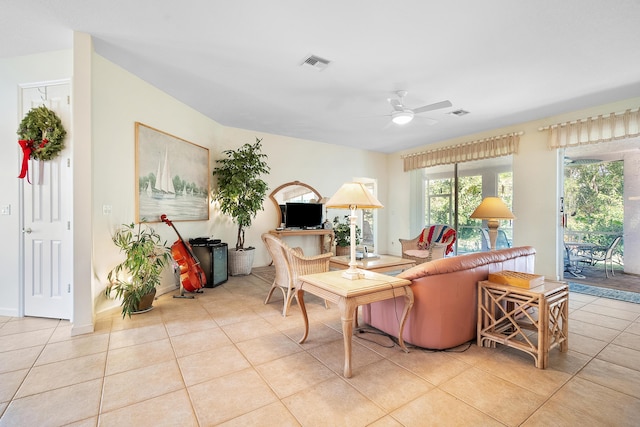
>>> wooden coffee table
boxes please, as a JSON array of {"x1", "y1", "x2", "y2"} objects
[
  {"x1": 296, "y1": 270, "x2": 413, "y2": 378},
  {"x1": 329, "y1": 254, "x2": 416, "y2": 274}
]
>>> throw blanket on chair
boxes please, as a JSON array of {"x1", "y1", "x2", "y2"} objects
[{"x1": 418, "y1": 225, "x2": 456, "y2": 255}]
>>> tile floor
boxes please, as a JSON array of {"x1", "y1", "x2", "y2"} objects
[{"x1": 1, "y1": 274, "x2": 640, "y2": 426}]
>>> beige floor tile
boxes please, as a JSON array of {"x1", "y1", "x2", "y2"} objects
[
  {"x1": 346, "y1": 359, "x2": 433, "y2": 412},
  {"x1": 307, "y1": 338, "x2": 384, "y2": 376},
  {"x1": 101, "y1": 359, "x2": 184, "y2": 412},
  {"x1": 178, "y1": 342, "x2": 250, "y2": 386},
  {"x1": 578, "y1": 357, "x2": 640, "y2": 398},
  {"x1": 567, "y1": 332, "x2": 609, "y2": 357},
  {"x1": 0, "y1": 346, "x2": 42, "y2": 374},
  {"x1": 367, "y1": 415, "x2": 404, "y2": 427},
  {"x1": 63, "y1": 416, "x2": 98, "y2": 427},
  {"x1": 0, "y1": 379, "x2": 102, "y2": 426},
  {"x1": 546, "y1": 376, "x2": 640, "y2": 426},
  {"x1": 221, "y1": 316, "x2": 280, "y2": 343},
  {"x1": 35, "y1": 333, "x2": 109, "y2": 365},
  {"x1": 440, "y1": 366, "x2": 546, "y2": 426},
  {"x1": 580, "y1": 302, "x2": 640, "y2": 321},
  {"x1": 591, "y1": 298, "x2": 640, "y2": 314},
  {"x1": 16, "y1": 352, "x2": 106, "y2": 398},
  {"x1": 204, "y1": 305, "x2": 262, "y2": 327},
  {"x1": 235, "y1": 331, "x2": 303, "y2": 365},
  {"x1": 475, "y1": 347, "x2": 573, "y2": 396},
  {"x1": 105, "y1": 338, "x2": 174, "y2": 375},
  {"x1": 0, "y1": 369, "x2": 28, "y2": 403},
  {"x1": 169, "y1": 326, "x2": 232, "y2": 358},
  {"x1": 520, "y1": 398, "x2": 595, "y2": 426},
  {"x1": 568, "y1": 293, "x2": 598, "y2": 303},
  {"x1": 612, "y1": 330, "x2": 640, "y2": 351},
  {"x1": 107, "y1": 323, "x2": 168, "y2": 350},
  {"x1": 257, "y1": 351, "x2": 335, "y2": 398},
  {"x1": 0, "y1": 317, "x2": 60, "y2": 336},
  {"x1": 217, "y1": 401, "x2": 301, "y2": 427},
  {"x1": 189, "y1": 368, "x2": 278, "y2": 425},
  {"x1": 568, "y1": 317, "x2": 620, "y2": 342},
  {"x1": 391, "y1": 388, "x2": 503, "y2": 427},
  {"x1": 283, "y1": 322, "x2": 343, "y2": 350},
  {"x1": 99, "y1": 389, "x2": 198, "y2": 427},
  {"x1": 570, "y1": 309, "x2": 633, "y2": 330},
  {"x1": 163, "y1": 314, "x2": 218, "y2": 337},
  {"x1": 626, "y1": 321, "x2": 640, "y2": 335},
  {"x1": 109, "y1": 309, "x2": 164, "y2": 332},
  {"x1": 283, "y1": 377, "x2": 385, "y2": 427},
  {"x1": 0, "y1": 328, "x2": 53, "y2": 352},
  {"x1": 596, "y1": 342, "x2": 640, "y2": 371},
  {"x1": 388, "y1": 347, "x2": 471, "y2": 386}
]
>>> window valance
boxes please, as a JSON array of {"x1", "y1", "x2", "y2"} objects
[
  {"x1": 542, "y1": 108, "x2": 640, "y2": 149},
  {"x1": 401, "y1": 132, "x2": 521, "y2": 172}
]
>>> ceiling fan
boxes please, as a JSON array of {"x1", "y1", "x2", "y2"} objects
[{"x1": 388, "y1": 90, "x2": 452, "y2": 125}]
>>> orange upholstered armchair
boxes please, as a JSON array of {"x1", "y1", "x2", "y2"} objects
[{"x1": 399, "y1": 225, "x2": 456, "y2": 264}]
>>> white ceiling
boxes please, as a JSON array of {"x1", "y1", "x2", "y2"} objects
[{"x1": 3, "y1": 0, "x2": 640, "y2": 153}]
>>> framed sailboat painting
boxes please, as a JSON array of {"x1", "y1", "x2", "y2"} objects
[{"x1": 135, "y1": 122, "x2": 210, "y2": 222}]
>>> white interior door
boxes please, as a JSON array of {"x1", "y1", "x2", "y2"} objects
[{"x1": 21, "y1": 82, "x2": 72, "y2": 319}]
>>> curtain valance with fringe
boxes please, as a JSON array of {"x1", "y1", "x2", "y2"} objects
[
  {"x1": 542, "y1": 108, "x2": 640, "y2": 149},
  {"x1": 401, "y1": 132, "x2": 521, "y2": 172}
]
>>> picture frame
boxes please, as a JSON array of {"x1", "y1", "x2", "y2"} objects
[{"x1": 135, "y1": 122, "x2": 209, "y2": 222}]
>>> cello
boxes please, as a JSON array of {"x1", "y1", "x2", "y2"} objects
[{"x1": 160, "y1": 214, "x2": 206, "y2": 293}]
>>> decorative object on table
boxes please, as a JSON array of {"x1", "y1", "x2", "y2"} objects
[
  {"x1": 16, "y1": 105, "x2": 67, "y2": 181},
  {"x1": 212, "y1": 137, "x2": 270, "y2": 275},
  {"x1": 160, "y1": 214, "x2": 206, "y2": 297},
  {"x1": 105, "y1": 221, "x2": 172, "y2": 318},
  {"x1": 488, "y1": 270, "x2": 544, "y2": 289},
  {"x1": 135, "y1": 122, "x2": 210, "y2": 222},
  {"x1": 399, "y1": 224, "x2": 456, "y2": 263},
  {"x1": 470, "y1": 196, "x2": 515, "y2": 251},
  {"x1": 332, "y1": 215, "x2": 362, "y2": 256},
  {"x1": 326, "y1": 182, "x2": 383, "y2": 279}
]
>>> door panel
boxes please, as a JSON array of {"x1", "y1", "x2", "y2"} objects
[{"x1": 21, "y1": 82, "x2": 72, "y2": 319}]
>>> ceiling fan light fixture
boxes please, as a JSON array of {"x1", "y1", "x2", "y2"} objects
[{"x1": 392, "y1": 110, "x2": 414, "y2": 125}]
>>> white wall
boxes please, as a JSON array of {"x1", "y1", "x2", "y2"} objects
[
  {"x1": 0, "y1": 50, "x2": 72, "y2": 317},
  {"x1": 624, "y1": 151, "x2": 640, "y2": 274}
]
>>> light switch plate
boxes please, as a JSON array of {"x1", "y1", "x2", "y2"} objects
[{"x1": 0, "y1": 204, "x2": 10, "y2": 215}]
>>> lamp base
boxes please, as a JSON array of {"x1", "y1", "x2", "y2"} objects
[{"x1": 341, "y1": 268, "x2": 364, "y2": 280}]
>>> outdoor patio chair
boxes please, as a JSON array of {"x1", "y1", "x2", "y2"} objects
[
  {"x1": 564, "y1": 244, "x2": 592, "y2": 278},
  {"x1": 261, "y1": 233, "x2": 332, "y2": 316},
  {"x1": 590, "y1": 235, "x2": 622, "y2": 278}
]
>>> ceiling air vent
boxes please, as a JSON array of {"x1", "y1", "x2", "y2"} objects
[
  {"x1": 301, "y1": 55, "x2": 331, "y2": 71},
  {"x1": 450, "y1": 109, "x2": 470, "y2": 117}
]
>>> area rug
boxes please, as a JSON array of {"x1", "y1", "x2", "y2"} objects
[
  {"x1": 568, "y1": 282, "x2": 640, "y2": 304},
  {"x1": 252, "y1": 266, "x2": 275, "y2": 284}
]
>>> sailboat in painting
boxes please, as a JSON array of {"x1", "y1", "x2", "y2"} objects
[{"x1": 153, "y1": 148, "x2": 176, "y2": 199}]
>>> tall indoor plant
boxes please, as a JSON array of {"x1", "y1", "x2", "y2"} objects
[
  {"x1": 105, "y1": 221, "x2": 172, "y2": 317},
  {"x1": 212, "y1": 137, "x2": 270, "y2": 275}
]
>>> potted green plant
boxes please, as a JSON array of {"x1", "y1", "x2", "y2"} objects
[
  {"x1": 105, "y1": 221, "x2": 172, "y2": 318},
  {"x1": 212, "y1": 137, "x2": 270, "y2": 275},
  {"x1": 332, "y1": 215, "x2": 361, "y2": 256}
]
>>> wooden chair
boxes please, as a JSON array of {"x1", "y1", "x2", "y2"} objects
[
  {"x1": 261, "y1": 233, "x2": 333, "y2": 316},
  {"x1": 399, "y1": 225, "x2": 456, "y2": 264}
]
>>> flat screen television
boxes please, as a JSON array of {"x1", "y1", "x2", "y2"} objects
[{"x1": 285, "y1": 202, "x2": 323, "y2": 229}]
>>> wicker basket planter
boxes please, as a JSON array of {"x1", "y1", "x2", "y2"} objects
[
  {"x1": 335, "y1": 245, "x2": 350, "y2": 256},
  {"x1": 228, "y1": 247, "x2": 255, "y2": 276}
]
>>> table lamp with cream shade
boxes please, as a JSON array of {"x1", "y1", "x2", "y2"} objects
[
  {"x1": 325, "y1": 182, "x2": 383, "y2": 279},
  {"x1": 470, "y1": 196, "x2": 515, "y2": 251}
]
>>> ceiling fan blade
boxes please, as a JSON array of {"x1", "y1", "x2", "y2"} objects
[
  {"x1": 413, "y1": 100, "x2": 453, "y2": 114},
  {"x1": 388, "y1": 98, "x2": 405, "y2": 112}
]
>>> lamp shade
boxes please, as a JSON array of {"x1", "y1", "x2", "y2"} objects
[
  {"x1": 391, "y1": 110, "x2": 414, "y2": 125},
  {"x1": 325, "y1": 182, "x2": 384, "y2": 209},
  {"x1": 470, "y1": 197, "x2": 515, "y2": 220}
]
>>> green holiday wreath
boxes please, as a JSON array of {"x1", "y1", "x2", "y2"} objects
[{"x1": 17, "y1": 105, "x2": 66, "y2": 161}]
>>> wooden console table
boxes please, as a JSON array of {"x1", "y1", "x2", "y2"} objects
[
  {"x1": 477, "y1": 279, "x2": 569, "y2": 369},
  {"x1": 296, "y1": 270, "x2": 413, "y2": 378},
  {"x1": 269, "y1": 228, "x2": 334, "y2": 254}
]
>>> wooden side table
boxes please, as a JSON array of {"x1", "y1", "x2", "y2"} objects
[
  {"x1": 296, "y1": 270, "x2": 413, "y2": 378},
  {"x1": 477, "y1": 279, "x2": 569, "y2": 369}
]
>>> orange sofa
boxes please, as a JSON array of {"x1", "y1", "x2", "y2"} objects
[{"x1": 362, "y1": 246, "x2": 537, "y2": 350}]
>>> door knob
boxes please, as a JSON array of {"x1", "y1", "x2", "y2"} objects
[{"x1": 22, "y1": 227, "x2": 32, "y2": 234}]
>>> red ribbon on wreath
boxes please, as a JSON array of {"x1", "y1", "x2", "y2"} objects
[{"x1": 17, "y1": 138, "x2": 48, "y2": 182}]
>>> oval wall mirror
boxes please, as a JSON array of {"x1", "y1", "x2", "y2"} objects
[{"x1": 269, "y1": 181, "x2": 322, "y2": 227}]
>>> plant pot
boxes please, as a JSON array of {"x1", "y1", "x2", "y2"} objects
[
  {"x1": 228, "y1": 247, "x2": 255, "y2": 276},
  {"x1": 133, "y1": 288, "x2": 156, "y2": 314},
  {"x1": 335, "y1": 245, "x2": 350, "y2": 256}
]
